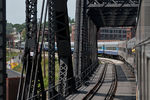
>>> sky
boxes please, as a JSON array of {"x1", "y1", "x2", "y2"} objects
[{"x1": 6, "y1": 0, "x2": 76, "y2": 24}]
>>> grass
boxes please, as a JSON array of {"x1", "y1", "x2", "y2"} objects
[
  {"x1": 7, "y1": 49, "x2": 60, "y2": 88},
  {"x1": 10, "y1": 54, "x2": 59, "y2": 89},
  {"x1": 98, "y1": 54, "x2": 103, "y2": 57},
  {"x1": 13, "y1": 63, "x2": 23, "y2": 72},
  {"x1": 41, "y1": 56, "x2": 59, "y2": 88},
  {"x1": 7, "y1": 49, "x2": 60, "y2": 89},
  {"x1": 6, "y1": 50, "x2": 20, "y2": 61}
]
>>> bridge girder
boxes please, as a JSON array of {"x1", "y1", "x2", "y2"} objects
[
  {"x1": 48, "y1": 0, "x2": 76, "y2": 98},
  {"x1": 17, "y1": 0, "x2": 45, "y2": 99},
  {"x1": 74, "y1": 0, "x2": 99, "y2": 87},
  {"x1": 87, "y1": 0, "x2": 139, "y2": 27},
  {"x1": 0, "y1": 0, "x2": 6, "y2": 99}
]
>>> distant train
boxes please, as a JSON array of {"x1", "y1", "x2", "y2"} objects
[
  {"x1": 19, "y1": 41, "x2": 121, "y2": 55},
  {"x1": 118, "y1": 38, "x2": 136, "y2": 69},
  {"x1": 97, "y1": 39, "x2": 136, "y2": 70},
  {"x1": 97, "y1": 42, "x2": 119, "y2": 56},
  {"x1": 19, "y1": 41, "x2": 136, "y2": 59},
  {"x1": 98, "y1": 39, "x2": 135, "y2": 53}
]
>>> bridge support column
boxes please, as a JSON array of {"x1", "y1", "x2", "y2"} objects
[
  {"x1": 48, "y1": 0, "x2": 56, "y2": 98},
  {"x1": 74, "y1": 0, "x2": 81, "y2": 88},
  {"x1": 17, "y1": 0, "x2": 45, "y2": 99},
  {"x1": 78, "y1": 0, "x2": 89, "y2": 82},
  {"x1": 0, "y1": 0, "x2": 6, "y2": 99},
  {"x1": 74, "y1": 0, "x2": 89, "y2": 86},
  {"x1": 74, "y1": 0, "x2": 99, "y2": 87},
  {"x1": 87, "y1": 18, "x2": 99, "y2": 71},
  {"x1": 49, "y1": 0, "x2": 75, "y2": 96}
]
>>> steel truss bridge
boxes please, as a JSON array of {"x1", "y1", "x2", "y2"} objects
[{"x1": 0, "y1": 0, "x2": 139, "y2": 100}]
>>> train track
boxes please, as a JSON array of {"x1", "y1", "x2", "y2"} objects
[
  {"x1": 105, "y1": 63, "x2": 117, "y2": 100},
  {"x1": 82, "y1": 60, "x2": 118, "y2": 100}
]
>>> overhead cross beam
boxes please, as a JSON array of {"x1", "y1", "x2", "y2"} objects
[
  {"x1": 87, "y1": 0, "x2": 139, "y2": 8},
  {"x1": 87, "y1": 0, "x2": 139, "y2": 27},
  {"x1": 0, "y1": 0, "x2": 6, "y2": 99}
]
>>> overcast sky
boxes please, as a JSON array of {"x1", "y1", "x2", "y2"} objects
[{"x1": 6, "y1": 0, "x2": 76, "y2": 24}]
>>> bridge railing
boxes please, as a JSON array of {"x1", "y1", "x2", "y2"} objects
[{"x1": 27, "y1": 61, "x2": 99, "y2": 100}]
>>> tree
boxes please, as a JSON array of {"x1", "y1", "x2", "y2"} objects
[
  {"x1": 6, "y1": 23, "x2": 13, "y2": 34},
  {"x1": 13, "y1": 23, "x2": 25, "y2": 33},
  {"x1": 68, "y1": 17, "x2": 75, "y2": 34},
  {"x1": 21, "y1": 28, "x2": 26, "y2": 41},
  {"x1": 70, "y1": 18, "x2": 75, "y2": 24},
  {"x1": 68, "y1": 17, "x2": 75, "y2": 24}
]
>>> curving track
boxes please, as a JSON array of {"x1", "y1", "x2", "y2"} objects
[
  {"x1": 66, "y1": 57, "x2": 136, "y2": 100},
  {"x1": 82, "y1": 63, "x2": 108, "y2": 100},
  {"x1": 82, "y1": 59, "x2": 118, "y2": 100}
]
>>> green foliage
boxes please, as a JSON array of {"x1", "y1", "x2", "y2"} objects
[
  {"x1": 13, "y1": 23, "x2": 25, "y2": 33},
  {"x1": 68, "y1": 17, "x2": 75, "y2": 24},
  {"x1": 6, "y1": 50, "x2": 20, "y2": 61},
  {"x1": 41, "y1": 56, "x2": 59, "y2": 88},
  {"x1": 21, "y1": 28, "x2": 26, "y2": 41},
  {"x1": 13, "y1": 63, "x2": 22, "y2": 72},
  {"x1": 9, "y1": 52, "x2": 60, "y2": 89},
  {"x1": 68, "y1": 17, "x2": 75, "y2": 34},
  {"x1": 6, "y1": 22, "x2": 25, "y2": 34},
  {"x1": 69, "y1": 25, "x2": 72, "y2": 34},
  {"x1": 6, "y1": 23, "x2": 13, "y2": 34}
]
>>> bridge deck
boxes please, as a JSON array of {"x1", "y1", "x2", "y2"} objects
[
  {"x1": 67, "y1": 58, "x2": 136, "y2": 100},
  {"x1": 92, "y1": 63, "x2": 113, "y2": 100},
  {"x1": 114, "y1": 60, "x2": 136, "y2": 100},
  {"x1": 66, "y1": 64, "x2": 104, "y2": 100}
]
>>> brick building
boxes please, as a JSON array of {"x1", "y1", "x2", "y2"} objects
[
  {"x1": 70, "y1": 23, "x2": 75, "y2": 42},
  {"x1": 98, "y1": 27, "x2": 135, "y2": 41}
]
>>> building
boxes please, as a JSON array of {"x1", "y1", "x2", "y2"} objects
[
  {"x1": 7, "y1": 30, "x2": 21, "y2": 48},
  {"x1": 97, "y1": 27, "x2": 135, "y2": 41},
  {"x1": 71, "y1": 23, "x2": 75, "y2": 42},
  {"x1": 69, "y1": 23, "x2": 75, "y2": 42}
]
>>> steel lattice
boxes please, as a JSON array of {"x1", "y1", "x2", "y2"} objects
[
  {"x1": 74, "y1": 0, "x2": 99, "y2": 87},
  {"x1": 48, "y1": 0, "x2": 56, "y2": 99},
  {"x1": 17, "y1": 0, "x2": 45, "y2": 99}
]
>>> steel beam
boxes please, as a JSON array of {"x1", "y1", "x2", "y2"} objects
[
  {"x1": 0, "y1": 0, "x2": 6, "y2": 99},
  {"x1": 48, "y1": 0, "x2": 77, "y2": 98},
  {"x1": 74, "y1": 0, "x2": 99, "y2": 86},
  {"x1": 25, "y1": 0, "x2": 37, "y2": 51},
  {"x1": 88, "y1": 4, "x2": 139, "y2": 8},
  {"x1": 79, "y1": 0, "x2": 89, "y2": 81},
  {"x1": 17, "y1": 0, "x2": 45, "y2": 99},
  {"x1": 17, "y1": 0, "x2": 38, "y2": 98},
  {"x1": 48, "y1": 0, "x2": 56, "y2": 99},
  {"x1": 87, "y1": 0, "x2": 139, "y2": 27},
  {"x1": 74, "y1": 0, "x2": 81, "y2": 87}
]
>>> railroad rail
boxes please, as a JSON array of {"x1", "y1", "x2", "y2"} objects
[
  {"x1": 105, "y1": 63, "x2": 117, "y2": 100},
  {"x1": 82, "y1": 63, "x2": 107, "y2": 100},
  {"x1": 82, "y1": 60, "x2": 118, "y2": 100}
]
